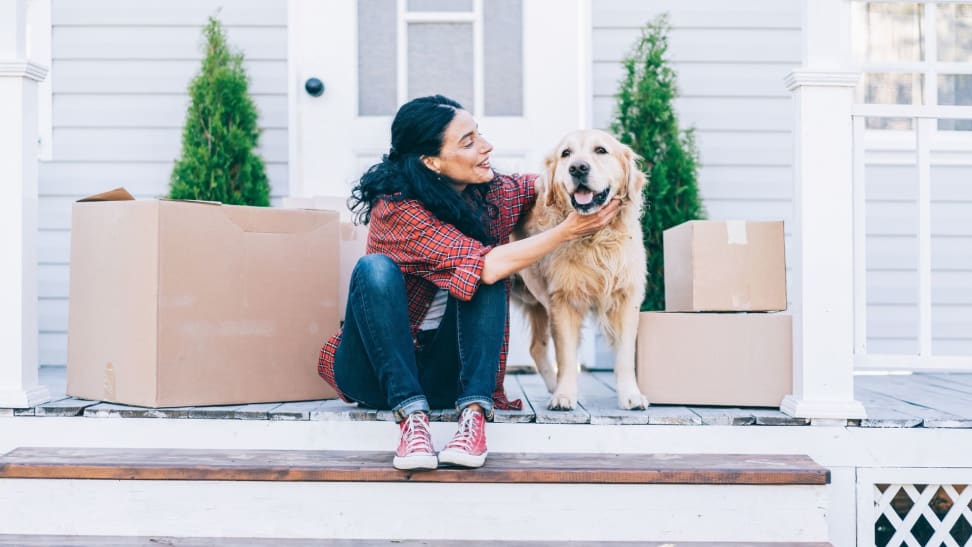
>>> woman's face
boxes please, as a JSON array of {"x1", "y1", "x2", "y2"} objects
[{"x1": 424, "y1": 109, "x2": 494, "y2": 190}]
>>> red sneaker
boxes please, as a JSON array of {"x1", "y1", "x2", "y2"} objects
[
  {"x1": 438, "y1": 407, "x2": 488, "y2": 468},
  {"x1": 393, "y1": 411, "x2": 437, "y2": 471}
]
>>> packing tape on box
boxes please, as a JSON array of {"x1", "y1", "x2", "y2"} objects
[{"x1": 726, "y1": 220, "x2": 748, "y2": 245}]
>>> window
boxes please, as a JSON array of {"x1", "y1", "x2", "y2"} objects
[
  {"x1": 852, "y1": 1, "x2": 972, "y2": 131},
  {"x1": 357, "y1": 0, "x2": 523, "y2": 117}
]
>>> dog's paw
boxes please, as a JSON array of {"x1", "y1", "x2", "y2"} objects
[
  {"x1": 539, "y1": 369, "x2": 558, "y2": 393},
  {"x1": 547, "y1": 392, "x2": 578, "y2": 411},
  {"x1": 618, "y1": 390, "x2": 650, "y2": 410}
]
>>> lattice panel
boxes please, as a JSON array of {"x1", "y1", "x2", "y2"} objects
[{"x1": 873, "y1": 483, "x2": 972, "y2": 546}]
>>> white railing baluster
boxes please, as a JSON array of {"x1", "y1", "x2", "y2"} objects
[
  {"x1": 916, "y1": 117, "x2": 934, "y2": 358},
  {"x1": 851, "y1": 102, "x2": 972, "y2": 372},
  {"x1": 852, "y1": 115, "x2": 868, "y2": 356}
]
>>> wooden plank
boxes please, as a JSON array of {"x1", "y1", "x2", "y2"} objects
[
  {"x1": 82, "y1": 403, "x2": 192, "y2": 419},
  {"x1": 749, "y1": 409, "x2": 810, "y2": 426},
  {"x1": 493, "y1": 375, "x2": 535, "y2": 424},
  {"x1": 0, "y1": 447, "x2": 830, "y2": 485},
  {"x1": 34, "y1": 397, "x2": 98, "y2": 418},
  {"x1": 856, "y1": 375, "x2": 972, "y2": 424},
  {"x1": 580, "y1": 372, "x2": 649, "y2": 425},
  {"x1": 689, "y1": 406, "x2": 757, "y2": 426},
  {"x1": 589, "y1": 372, "x2": 703, "y2": 425},
  {"x1": 0, "y1": 535, "x2": 834, "y2": 546},
  {"x1": 516, "y1": 372, "x2": 590, "y2": 424},
  {"x1": 232, "y1": 402, "x2": 282, "y2": 420},
  {"x1": 909, "y1": 373, "x2": 972, "y2": 398},
  {"x1": 268, "y1": 401, "x2": 329, "y2": 421},
  {"x1": 852, "y1": 385, "x2": 926, "y2": 428},
  {"x1": 925, "y1": 373, "x2": 972, "y2": 390},
  {"x1": 187, "y1": 404, "x2": 244, "y2": 420},
  {"x1": 855, "y1": 385, "x2": 972, "y2": 428}
]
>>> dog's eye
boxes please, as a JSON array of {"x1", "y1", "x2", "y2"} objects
[
  {"x1": 560, "y1": 148, "x2": 571, "y2": 158},
  {"x1": 594, "y1": 146, "x2": 608, "y2": 154}
]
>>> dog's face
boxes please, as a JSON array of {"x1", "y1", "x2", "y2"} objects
[{"x1": 543, "y1": 129, "x2": 645, "y2": 215}]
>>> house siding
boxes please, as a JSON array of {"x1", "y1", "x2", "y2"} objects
[
  {"x1": 37, "y1": 0, "x2": 969, "y2": 366},
  {"x1": 39, "y1": 0, "x2": 288, "y2": 365},
  {"x1": 591, "y1": 0, "x2": 971, "y2": 357}
]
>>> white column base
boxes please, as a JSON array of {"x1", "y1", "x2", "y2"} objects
[
  {"x1": 780, "y1": 394, "x2": 866, "y2": 420},
  {"x1": 0, "y1": 384, "x2": 50, "y2": 409}
]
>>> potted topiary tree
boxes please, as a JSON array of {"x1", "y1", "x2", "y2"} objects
[
  {"x1": 169, "y1": 16, "x2": 270, "y2": 206},
  {"x1": 611, "y1": 14, "x2": 705, "y2": 311}
]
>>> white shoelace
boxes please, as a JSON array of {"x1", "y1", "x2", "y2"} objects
[
  {"x1": 446, "y1": 409, "x2": 478, "y2": 451},
  {"x1": 403, "y1": 413, "x2": 433, "y2": 454}
]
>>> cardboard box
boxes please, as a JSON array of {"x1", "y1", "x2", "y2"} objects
[
  {"x1": 636, "y1": 312, "x2": 792, "y2": 407},
  {"x1": 339, "y1": 222, "x2": 369, "y2": 317},
  {"x1": 664, "y1": 220, "x2": 787, "y2": 312},
  {"x1": 67, "y1": 189, "x2": 340, "y2": 407},
  {"x1": 281, "y1": 196, "x2": 369, "y2": 317}
]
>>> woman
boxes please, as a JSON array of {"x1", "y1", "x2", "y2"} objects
[{"x1": 318, "y1": 95, "x2": 620, "y2": 470}]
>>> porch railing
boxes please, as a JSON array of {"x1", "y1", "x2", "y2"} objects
[{"x1": 852, "y1": 104, "x2": 972, "y2": 372}]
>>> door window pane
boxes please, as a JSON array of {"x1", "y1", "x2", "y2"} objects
[
  {"x1": 852, "y1": 3, "x2": 924, "y2": 62},
  {"x1": 408, "y1": 0, "x2": 472, "y2": 12},
  {"x1": 858, "y1": 72, "x2": 922, "y2": 130},
  {"x1": 408, "y1": 23, "x2": 474, "y2": 109},
  {"x1": 938, "y1": 74, "x2": 972, "y2": 131},
  {"x1": 937, "y1": 4, "x2": 972, "y2": 62},
  {"x1": 358, "y1": 0, "x2": 398, "y2": 115},
  {"x1": 484, "y1": 0, "x2": 522, "y2": 115}
]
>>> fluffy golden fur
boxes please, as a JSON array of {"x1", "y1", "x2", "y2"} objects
[{"x1": 513, "y1": 129, "x2": 649, "y2": 410}]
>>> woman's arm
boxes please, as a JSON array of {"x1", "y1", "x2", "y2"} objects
[{"x1": 480, "y1": 199, "x2": 622, "y2": 285}]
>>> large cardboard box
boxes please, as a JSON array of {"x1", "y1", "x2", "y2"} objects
[
  {"x1": 636, "y1": 312, "x2": 792, "y2": 407},
  {"x1": 338, "y1": 222, "x2": 369, "y2": 318},
  {"x1": 281, "y1": 196, "x2": 369, "y2": 317},
  {"x1": 67, "y1": 189, "x2": 340, "y2": 407},
  {"x1": 664, "y1": 220, "x2": 787, "y2": 311}
]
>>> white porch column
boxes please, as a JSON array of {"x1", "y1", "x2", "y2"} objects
[
  {"x1": 0, "y1": 0, "x2": 50, "y2": 408},
  {"x1": 780, "y1": 0, "x2": 866, "y2": 420}
]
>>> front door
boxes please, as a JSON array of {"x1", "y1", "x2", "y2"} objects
[
  {"x1": 288, "y1": 0, "x2": 595, "y2": 369},
  {"x1": 288, "y1": 0, "x2": 589, "y2": 199}
]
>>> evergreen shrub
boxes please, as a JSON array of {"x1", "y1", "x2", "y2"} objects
[
  {"x1": 169, "y1": 16, "x2": 270, "y2": 206},
  {"x1": 611, "y1": 14, "x2": 706, "y2": 311}
]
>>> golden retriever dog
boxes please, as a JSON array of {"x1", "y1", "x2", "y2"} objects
[{"x1": 513, "y1": 129, "x2": 649, "y2": 410}]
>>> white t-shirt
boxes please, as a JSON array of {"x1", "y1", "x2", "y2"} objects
[{"x1": 419, "y1": 288, "x2": 449, "y2": 331}]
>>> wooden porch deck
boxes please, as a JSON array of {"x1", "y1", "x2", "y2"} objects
[{"x1": 4, "y1": 366, "x2": 972, "y2": 428}]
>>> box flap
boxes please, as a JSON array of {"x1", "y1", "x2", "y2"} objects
[{"x1": 77, "y1": 187, "x2": 135, "y2": 202}]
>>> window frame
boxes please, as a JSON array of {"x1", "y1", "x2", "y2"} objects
[{"x1": 853, "y1": 0, "x2": 972, "y2": 149}]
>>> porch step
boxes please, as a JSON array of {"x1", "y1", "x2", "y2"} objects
[
  {"x1": 0, "y1": 448, "x2": 831, "y2": 542},
  {"x1": 0, "y1": 537, "x2": 834, "y2": 546},
  {"x1": 0, "y1": 447, "x2": 830, "y2": 484}
]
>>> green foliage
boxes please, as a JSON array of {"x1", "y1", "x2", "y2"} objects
[
  {"x1": 611, "y1": 14, "x2": 705, "y2": 311},
  {"x1": 169, "y1": 17, "x2": 270, "y2": 206}
]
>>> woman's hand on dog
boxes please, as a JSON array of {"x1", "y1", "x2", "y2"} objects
[{"x1": 559, "y1": 198, "x2": 622, "y2": 240}]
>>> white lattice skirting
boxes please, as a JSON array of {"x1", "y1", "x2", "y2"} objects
[{"x1": 868, "y1": 479, "x2": 972, "y2": 546}]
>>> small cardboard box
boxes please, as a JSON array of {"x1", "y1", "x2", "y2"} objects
[
  {"x1": 636, "y1": 312, "x2": 792, "y2": 407},
  {"x1": 664, "y1": 220, "x2": 787, "y2": 312},
  {"x1": 67, "y1": 188, "x2": 340, "y2": 407}
]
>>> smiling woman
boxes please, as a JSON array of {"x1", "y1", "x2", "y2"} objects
[{"x1": 315, "y1": 94, "x2": 621, "y2": 472}]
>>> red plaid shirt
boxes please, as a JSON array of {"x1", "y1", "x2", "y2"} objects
[{"x1": 318, "y1": 173, "x2": 537, "y2": 410}]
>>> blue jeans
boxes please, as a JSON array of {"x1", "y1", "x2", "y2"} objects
[{"x1": 333, "y1": 254, "x2": 504, "y2": 421}]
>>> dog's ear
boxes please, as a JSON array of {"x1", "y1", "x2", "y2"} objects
[
  {"x1": 621, "y1": 143, "x2": 647, "y2": 200},
  {"x1": 543, "y1": 149, "x2": 560, "y2": 208}
]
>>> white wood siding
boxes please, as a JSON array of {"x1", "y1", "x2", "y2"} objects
[
  {"x1": 592, "y1": 0, "x2": 971, "y2": 358},
  {"x1": 39, "y1": 0, "x2": 288, "y2": 365}
]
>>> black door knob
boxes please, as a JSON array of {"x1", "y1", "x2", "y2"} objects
[{"x1": 305, "y1": 77, "x2": 325, "y2": 97}]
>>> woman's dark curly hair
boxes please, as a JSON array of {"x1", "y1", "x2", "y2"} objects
[{"x1": 348, "y1": 95, "x2": 498, "y2": 245}]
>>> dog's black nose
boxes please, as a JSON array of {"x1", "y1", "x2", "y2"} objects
[{"x1": 569, "y1": 161, "x2": 590, "y2": 177}]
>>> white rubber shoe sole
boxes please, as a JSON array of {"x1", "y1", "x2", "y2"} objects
[
  {"x1": 438, "y1": 449, "x2": 487, "y2": 468},
  {"x1": 393, "y1": 453, "x2": 438, "y2": 471}
]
